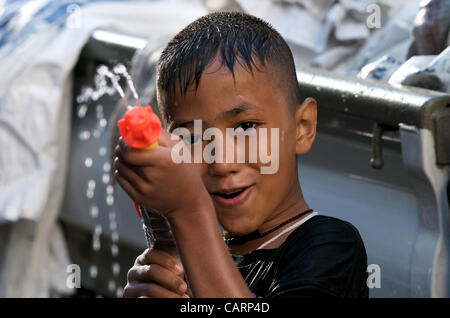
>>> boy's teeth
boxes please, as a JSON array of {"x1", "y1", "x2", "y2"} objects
[
  {"x1": 217, "y1": 188, "x2": 246, "y2": 199},
  {"x1": 220, "y1": 188, "x2": 243, "y2": 195}
]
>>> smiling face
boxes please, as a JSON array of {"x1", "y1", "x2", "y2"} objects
[{"x1": 159, "y1": 57, "x2": 316, "y2": 237}]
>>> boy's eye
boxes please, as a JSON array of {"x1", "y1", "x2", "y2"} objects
[
  {"x1": 182, "y1": 134, "x2": 202, "y2": 145},
  {"x1": 235, "y1": 121, "x2": 257, "y2": 133}
]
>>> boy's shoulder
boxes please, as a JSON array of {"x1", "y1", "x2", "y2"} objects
[
  {"x1": 279, "y1": 214, "x2": 366, "y2": 258},
  {"x1": 289, "y1": 214, "x2": 363, "y2": 241},
  {"x1": 271, "y1": 214, "x2": 368, "y2": 297},
  {"x1": 236, "y1": 214, "x2": 369, "y2": 298}
]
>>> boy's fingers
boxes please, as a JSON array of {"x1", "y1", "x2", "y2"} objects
[
  {"x1": 114, "y1": 170, "x2": 144, "y2": 205},
  {"x1": 114, "y1": 157, "x2": 151, "y2": 190},
  {"x1": 123, "y1": 282, "x2": 185, "y2": 298},
  {"x1": 137, "y1": 248, "x2": 183, "y2": 275},
  {"x1": 129, "y1": 264, "x2": 187, "y2": 295},
  {"x1": 117, "y1": 138, "x2": 172, "y2": 167}
]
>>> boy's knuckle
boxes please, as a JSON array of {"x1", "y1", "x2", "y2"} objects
[
  {"x1": 138, "y1": 182, "x2": 151, "y2": 194},
  {"x1": 135, "y1": 254, "x2": 144, "y2": 265},
  {"x1": 142, "y1": 249, "x2": 153, "y2": 262},
  {"x1": 145, "y1": 264, "x2": 154, "y2": 276},
  {"x1": 166, "y1": 259, "x2": 177, "y2": 270},
  {"x1": 126, "y1": 267, "x2": 136, "y2": 282},
  {"x1": 172, "y1": 276, "x2": 183, "y2": 290},
  {"x1": 122, "y1": 283, "x2": 132, "y2": 298}
]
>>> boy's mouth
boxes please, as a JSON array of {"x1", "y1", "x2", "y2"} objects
[{"x1": 211, "y1": 185, "x2": 254, "y2": 207}]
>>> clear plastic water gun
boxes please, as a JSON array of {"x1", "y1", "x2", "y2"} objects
[{"x1": 117, "y1": 106, "x2": 177, "y2": 254}]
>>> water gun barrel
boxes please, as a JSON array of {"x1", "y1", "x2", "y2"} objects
[{"x1": 117, "y1": 105, "x2": 177, "y2": 253}]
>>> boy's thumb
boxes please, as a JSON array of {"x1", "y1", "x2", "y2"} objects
[{"x1": 158, "y1": 129, "x2": 182, "y2": 148}]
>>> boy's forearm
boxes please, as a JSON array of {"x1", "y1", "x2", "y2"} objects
[{"x1": 167, "y1": 203, "x2": 253, "y2": 298}]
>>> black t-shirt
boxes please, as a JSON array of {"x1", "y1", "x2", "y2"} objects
[{"x1": 233, "y1": 214, "x2": 369, "y2": 298}]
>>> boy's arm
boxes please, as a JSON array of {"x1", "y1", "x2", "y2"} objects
[{"x1": 168, "y1": 201, "x2": 253, "y2": 298}]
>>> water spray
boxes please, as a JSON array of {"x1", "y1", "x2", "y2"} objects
[{"x1": 105, "y1": 65, "x2": 178, "y2": 255}]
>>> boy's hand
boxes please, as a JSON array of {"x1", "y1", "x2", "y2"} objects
[
  {"x1": 114, "y1": 130, "x2": 212, "y2": 219},
  {"x1": 123, "y1": 248, "x2": 189, "y2": 298}
]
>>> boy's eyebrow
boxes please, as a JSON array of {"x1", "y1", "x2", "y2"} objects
[
  {"x1": 222, "y1": 102, "x2": 254, "y2": 118},
  {"x1": 172, "y1": 102, "x2": 255, "y2": 129}
]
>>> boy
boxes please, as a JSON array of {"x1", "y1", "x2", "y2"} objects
[{"x1": 114, "y1": 12, "x2": 368, "y2": 298}]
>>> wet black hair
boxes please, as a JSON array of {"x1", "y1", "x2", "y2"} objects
[{"x1": 156, "y1": 11, "x2": 301, "y2": 123}]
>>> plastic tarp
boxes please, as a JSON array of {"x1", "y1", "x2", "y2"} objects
[
  {"x1": 0, "y1": 0, "x2": 206, "y2": 297},
  {"x1": 232, "y1": 0, "x2": 422, "y2": 74}
]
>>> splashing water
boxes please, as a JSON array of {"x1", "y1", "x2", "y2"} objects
[
  {"x1": 77, "y1": 64, "x2": 141, "y2": 107},
  {"x1": 113, "y1": 63, "x2": 141, "y2": 106},
  {"x1": 96, "y1": 65, "x2": 128, "y2": 106}
]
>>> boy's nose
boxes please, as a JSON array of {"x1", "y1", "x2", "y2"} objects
[
  {"x1": 207, "y1": 142, "x2": 241, "y2": 177},
  {"x1": 208, "y1": 160, "x2": 241, "y2": 177}
]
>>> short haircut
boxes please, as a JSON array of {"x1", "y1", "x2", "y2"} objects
[{"x1": 156, "y1": 11, "x2": 301, "y2": 124}]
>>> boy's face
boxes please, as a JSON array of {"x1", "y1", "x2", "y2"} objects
[{"x1": 163, "y1": 58, "x2": 316, "y2": 236}]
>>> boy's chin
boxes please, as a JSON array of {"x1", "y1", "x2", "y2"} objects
[{"x1": 220, "y1": 218, "x2": 259, "y2": 238}]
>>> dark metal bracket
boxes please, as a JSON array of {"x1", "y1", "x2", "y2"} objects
[{"x1": 370, "y1": 123, "x2": 398, "y2": 170}]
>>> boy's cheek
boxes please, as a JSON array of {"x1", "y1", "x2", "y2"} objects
[{"x1": 196, "y1": 162, "x2": 209, "y2": 177}]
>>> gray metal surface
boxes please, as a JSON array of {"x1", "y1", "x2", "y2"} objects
[{"x1": 60, "y1": 29, "x2": 450, "y2": 297}]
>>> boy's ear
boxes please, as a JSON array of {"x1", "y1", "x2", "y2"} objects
[{"x1": 295, "y1": 97, "x2": 317, "y2": 155}]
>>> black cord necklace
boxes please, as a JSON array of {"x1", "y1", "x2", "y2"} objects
[{"x1": 225, "y1": 208, "x2": 314, "y2": 246}]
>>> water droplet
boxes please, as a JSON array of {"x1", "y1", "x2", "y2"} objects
[
  {"x1": 88, "y1": 180, "x2": 96, "y2": 190},
  {"x1": 94, "y1": 224, "x2": 102, "y2": 236},
  {"x1": 86, "y1": 189, "x2": 94, "y2": 199},
  {"x1": 112, "y1": 262, "x2": 120, "y2": 276},
  {"x1": 77, "y1": 104, "x2": 88, "y2": 118},
  {"x1": 99, "y1": 118, "x2": 107, "y2": 128},
  {"x1": 79, "y1": 130, "x2": 91, "y2": 141},
  {"x1": 92, "y1": 237, "x2": 101, "y2": 251},
  {"x1": 106, "y1": 195, "x2": 114, "y2": 206},
  {"x1": 102, "y1": 174, "x2": 110, "y2": 184},
  {"x1": 109, "y1": 221, "x2": 117, "y2": 231},
  {"x1": 108, "y1": 280, "x2": 116, "y2": 292},
  {"x1": 103, "y1": 162, "x2": 111, "y2": 172},
  {"x1": 111, "y1": 244, "x2": 119, "y2": 257},
  {"x1": 344, "y1": 107, "x2": 349, "y2": 112},
  {"x1": 92, "y1": 129, "x2": 101, "y2": 139},
  {"x1": 111, "y1": 232, "x2": 119, "y2": 243},
  {"x1": 89, "y1": 265, "x2": 98, "y2": 278},
  {"x1": 116, "y1": 287, "x2": 123, "y2": 298},
  {"x1": 89, "y1": 204, "x2": 99, "y2": 218},
  {"x1": 99, "y1": 147, "x2": 107, "y2": 156},
  {"x1": 96, "y1": 104, "x2": 103, "y2": 114},
  {"x1": 106, "y1": 185, "x2": 114, "y2": 195},
  {"x1": 84, "y1": 157, "x2": 93, "y2": 168},
  {"x1": 109, "y1": 211, "x2": 116, "y2": 221}
]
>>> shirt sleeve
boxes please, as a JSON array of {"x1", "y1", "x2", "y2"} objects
[{"x1": 265, "y1": 218, "x2": 368, "y2": 298}]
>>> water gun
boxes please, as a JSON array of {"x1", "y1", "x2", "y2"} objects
[{"x1": 118, "y1": 105, "x2": 177, "y2": 253}]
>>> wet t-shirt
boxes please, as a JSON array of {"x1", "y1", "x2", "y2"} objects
[{"x1": 233, "y1": 215, "x2": 369, "y2": 298}]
